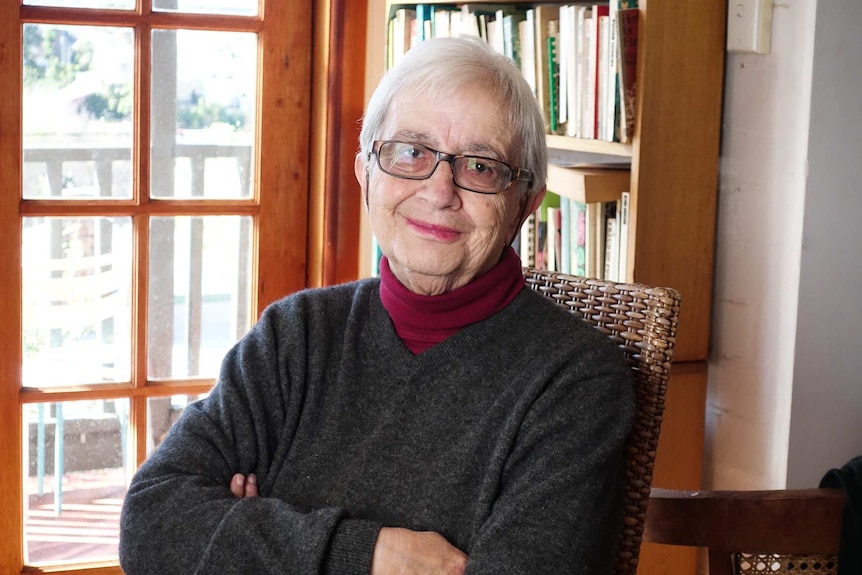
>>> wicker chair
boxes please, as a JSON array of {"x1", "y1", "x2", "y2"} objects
[
  {"x1": 643, "y1": 487, "x2": 845, "y2": 575},
  {"x1": 523, "y1": 268, "x2": 682, "y2": 575}
]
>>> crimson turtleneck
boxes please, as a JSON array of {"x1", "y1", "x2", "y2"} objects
[{"x1": 379, "y1": 247, "x2": 526, "y2": 354}]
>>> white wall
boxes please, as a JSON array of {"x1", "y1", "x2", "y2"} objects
[
  {"x1": 786, "y1": 0, "x2": 862, "y2": 488},
  {"x1": 707, "y1": 0, "x2": 862, "y2": 489}
]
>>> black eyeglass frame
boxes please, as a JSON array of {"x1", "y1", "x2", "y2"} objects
[{"x1": 369, "y1": 139, "x2": 534, "y2": 195}]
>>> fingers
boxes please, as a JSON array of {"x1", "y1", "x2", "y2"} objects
[
  {"x1": 230, "y1": 473, "x2": 259, "y2": 498},
  {"x1": 230, "y1": 473, "x2": 246, "y2": 498},
  {"x1": 371, "y1": 527, "x2": 467, "y2": 575},
  {"x1": 244, "y1": 473, "x2": 258, "y2": 497}
]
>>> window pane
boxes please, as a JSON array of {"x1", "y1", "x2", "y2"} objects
[
  {"x1": 24, "y1": 0, "x2": 134, "y2": 8},
  {"x1": 150, "y1": 29, "x2": 256, "y2": 199},
  {"x1": 22, "y1": 217, "x2": 133, "y2": 388},
  {"x1": 146, "y1": 394, "x2": 208, "y2": 456},
  {"x1": 148, "y1": 216, "x2": 253, "y2": 379},
  {"x1": 23, "y1": 399, "x2": 129, "y2": 566},
  {"x1": 23, "y1": 25, "x2": 134, "y2": 200},
  {"x1": 153, "y1": 0, "x2": 258, "y2": 16}
]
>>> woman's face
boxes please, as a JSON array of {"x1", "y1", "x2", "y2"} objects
[{"x1": 355, "y1": 86, "x2": 542, "y2": 295}]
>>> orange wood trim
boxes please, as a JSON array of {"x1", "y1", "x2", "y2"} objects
[
  {"x1": 256, "y1": 0, "x2": 313, "y2": 312},
  {"x1": 20, "y1": 6, "x2": 263, "y2": 32},
  {"x1": 331, "y1": 0, "x2": 366, "y2": 285},
  {"x1": 20, "y1": 200, "x2": 260, "y2": 217},
  {"x1": 322, "y1": 0, "x2": 346, "y2": 286},
  {"x1": 310, "y1": 0, "x2": 366, "y2": 289},
  {"x1": 0, "y1": 0, "x2": 24, "y2": 571},
  {"x1": 20, "y1": 381, "x2": 215, "y2": 404},
  {"x1": 22, "y1": 561, "x2": 124, "y2": 575},
  {"x1": 629, "y1": 0, "x2": 725, "y2": 363}
]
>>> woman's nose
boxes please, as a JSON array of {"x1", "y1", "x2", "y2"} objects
[{"x1": 419, "y1": 159, "x2": 461, "y2": 208}]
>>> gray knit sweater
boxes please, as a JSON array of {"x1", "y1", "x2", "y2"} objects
[{"x1": 119, "y1": 278, "x2": 634, "y2": 574}]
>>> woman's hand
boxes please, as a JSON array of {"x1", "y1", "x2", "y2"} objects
[
  {"x1": 230, "y1": 473, "x2": 258, "y2": 498},
  {"x1": 371, "y1": 527, "x2": 468, "y2": 575},
  {"x1": 229, "y1": 474, "x2": 466, "y2": 574}
]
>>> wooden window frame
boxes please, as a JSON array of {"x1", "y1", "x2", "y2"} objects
[{"x1": 0, "y1": 0, "x2": 365, "y2": 572}]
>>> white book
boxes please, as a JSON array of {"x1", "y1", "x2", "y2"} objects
[
  {"x1": 604, "y1": 201, "x2": 619, "y2": 281},
  {"x1": 546, "y1": 206, "x2": 558, "y2": 271},
  {"x1": 519, "y1": 14, "x2": 536, "y2": 96},
  {"x1": 617, "y1": 191, "x2": 630, "y2": 281},
  {"x1": 606, "y1": 6, "x2": 620, "y2": 141},
  {"x1": 558, "y1": 5, "x2": 569, "y2": 127},
  {"x1": 583, "y1": 10, "x2": 596, "y2": 140},
  {"x1": 434, "y1": 9, "x2": 451, "y2": 38},
  {"x1": 598, "y1": 15, "x2": 610, "y2": 142}
]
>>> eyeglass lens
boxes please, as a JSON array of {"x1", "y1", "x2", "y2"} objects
[{"x1": 376, "y1": 141, "x2": 512, "y2": 194}]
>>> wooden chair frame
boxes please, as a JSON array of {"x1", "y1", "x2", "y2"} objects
[{"x1": 644, "y1": 487, "x2": 846, "y2": 575}]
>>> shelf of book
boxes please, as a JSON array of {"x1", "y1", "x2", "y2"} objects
[{"x1": 546, "y1": 133, "x2": 631, "y2": 156}]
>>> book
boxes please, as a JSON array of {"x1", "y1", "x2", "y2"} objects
[
  {"x1": 573, "y1": 6, "x2": 588, "y2": 137},
  {"x1": 546, "y1": 206, "x2": 559, "y2": 271},
  {"x1": 603, "y1": 200, "x2": 619, "y2": 281},
  {"x1": 416, "y1": 5, "x2": 435, "y2": 42},
  {"x1": 391, "y1": 8, "x2": 416, "y2": 64},
  {"x1": 618, "y1": 6, "x2": 639, "y2": 143},
  {"x1": 531, "y1": 5, "x2": 560, "y2": 132},
  {"x1": 586, "y1": 201, "x2": 604, "y2": 278},
  {"x1": 586, "y1": 5, "x2": 609, "y2": 139},
  {"x1": 547, "y1": 20, "x2": 560, "y2": 134},
  {"x1": 519, "y1": 210, "x2": 537, "y2": 267},
  {"x1": 560, "y1": 197, "x2": 571, "y2": 274},
  {"x1": 519, "y1": 11, "x2": 536, "y2": 95},
  {"x1": 501, "y1": 11, "x2": 526, "y2": 65},
  {"x1": 597, "y1": 14, "x2": 610, "y2": 141},
  {"x1": 617, "y1": 191, "x2": 630, "y2": 281},
  {"x1": 558, "y1": 5, "x2": 569, "y2": 129},
  {"x1": 571, "y1": 199, "x2": 588, "y2": 276}
]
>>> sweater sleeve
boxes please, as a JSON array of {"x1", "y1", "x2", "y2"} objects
[
  {"x1": 465, "y1": 338, "x2": 635, "y2": 575},
  {"x1": 118, "y1": 301, "x2": 381, "y2": 575}
]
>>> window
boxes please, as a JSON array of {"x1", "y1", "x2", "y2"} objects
[{"x1": 0, "y1": 0, "x2": 364, "y2": 572}]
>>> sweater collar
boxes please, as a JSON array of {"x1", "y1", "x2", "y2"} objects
[{"x1": 379, "y1": 247, "x2": 525, "y2": 353}]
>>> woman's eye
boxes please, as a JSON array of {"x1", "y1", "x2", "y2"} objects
[{"x1": 394, "y1": 145, "x2": 421, "y2": 160}]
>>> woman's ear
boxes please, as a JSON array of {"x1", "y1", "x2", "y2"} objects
[
  {"x1": 354, "y1": 153, "x2": 367, "y2": 189},
  {"x1": 354, "y1": 153, "x2": 370, "y2": 211},
  {"x1": 506, "y1": 186, "x2": 547, "y2": 246},
  {"x1": 523, "y1": 186, "x2": 547, "y2": 222}
]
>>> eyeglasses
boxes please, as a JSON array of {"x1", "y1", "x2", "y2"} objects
[{"x1": 369, "y1": 140, "x2": 533, "y2": 195}]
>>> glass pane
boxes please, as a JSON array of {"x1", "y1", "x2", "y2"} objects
[
  {"x1": 148, "y1": 216, "x2": 253, "y2": 379},
  {"x1": 22, "y1": 217, "x2": 133, "y2": 388},
  {"x1": 146, "y1": 394, "x2": 208, "y2": 456},
  {"x1": 23, "y1": 399, "x2": 129, "y2": 566},
  {"x1": 23, "y1": 25, "x2": 134, "y2": 200},
  {"x1": 150, "y1": 29, "x2": 257, "y2": 199},
  {"x1": 153, "y1": 0, "x2": 258, "y2": 16},
  {"x1": 24, "y1": 0, "x2": 134, "y2": 8}
]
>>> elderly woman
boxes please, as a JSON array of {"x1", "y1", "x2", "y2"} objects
[{"x1": 119, "y1": 36, "x2": 633, "y2": 575}]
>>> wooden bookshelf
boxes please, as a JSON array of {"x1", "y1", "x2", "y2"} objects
[{"x1": 369, "y1": 2, "x2": 726, "y2": 573}]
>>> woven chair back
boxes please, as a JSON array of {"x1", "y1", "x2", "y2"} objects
[{"x1": 523, "y1": 269, "x2": 682, "y2": 575}]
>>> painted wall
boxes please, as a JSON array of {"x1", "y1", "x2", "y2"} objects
[
  {"x1": 786, "y1": 0, "x2": 862, "y2": 488},
  {"x1": 708, "y1": 0, "x2": 862, "y2": 489}
]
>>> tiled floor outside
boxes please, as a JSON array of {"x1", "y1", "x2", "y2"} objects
[{"x1": 25, "y1": 467, "x2": 125, "y2": 565}]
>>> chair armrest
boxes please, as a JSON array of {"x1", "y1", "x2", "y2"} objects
[{"x1": 644, "y1": 487, "x2": 845, "y2": 554}]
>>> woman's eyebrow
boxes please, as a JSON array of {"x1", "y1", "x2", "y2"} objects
[{"x1": 389, "y1": 129, "x2": 505, "y2": 159}]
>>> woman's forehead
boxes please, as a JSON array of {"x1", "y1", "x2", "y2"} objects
[{"x1": 383, "y1": 89, "x2": 512, "y2": 153}]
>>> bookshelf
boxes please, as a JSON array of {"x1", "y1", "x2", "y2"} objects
[{"x1": 369, "y1": 2, "x2": 725, "y2": 573}]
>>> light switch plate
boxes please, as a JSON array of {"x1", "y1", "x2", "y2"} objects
[{"x1": 727, "y1": 0, "x2": 773, "y2": 54}]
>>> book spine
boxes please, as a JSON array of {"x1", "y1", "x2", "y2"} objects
[{"x1": 547, "y1": 22, "x2": 560, "y2": 134}]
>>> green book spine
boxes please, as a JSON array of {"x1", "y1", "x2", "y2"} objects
[{"x1": 547, "y1": 31, "x2": 559, "y2": 133}]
